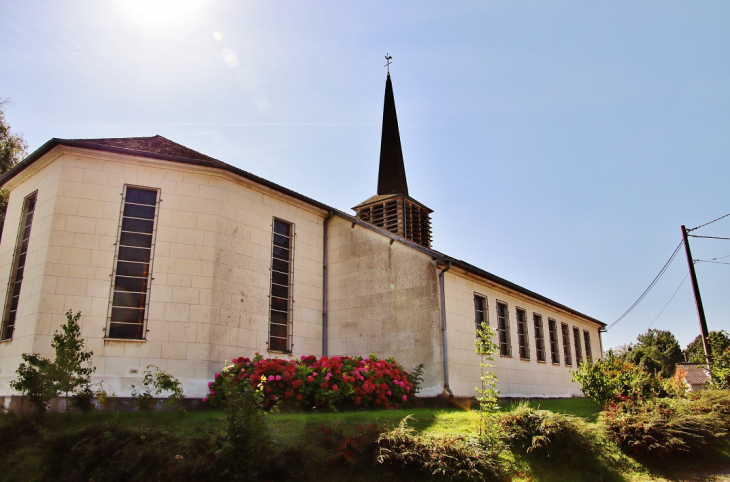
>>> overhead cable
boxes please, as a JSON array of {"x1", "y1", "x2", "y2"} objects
[
  {"x1": 606, "y1": 240, "x2": 684, "y2": 331},
  {"x1": 688, "y1": 235, "x2": 730, "y2": 240},
  {"x1": 646, "y1": 271, "x2": 689, "y2": 330},
  {"x1": 688, "y1": 212, "x2": 730, "y2": 232}
]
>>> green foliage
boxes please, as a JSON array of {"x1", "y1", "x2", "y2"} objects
[
  {"x1": 685, "y1": 330, "x2": 730, "y2": 364},
  {"x1": 10, "y1": 310, "x2": 95, "y2": 414},
  {"x1": 406, "y1": 363, "x2": 425, "y2": 395},
  {"x1": 475, "y1": 325, "x2": 500, "y2": 416},
  {"x1": 376, "y1": 415, "x2": 504, "y2": 481},
  {"x1": 217, "y1": 374, "x2": 273, "y2": 479},
  {"x1": 52, "y1": 310, "x2": 95, "y2": 413},
  {"x1": 0, "y1": 99, "x2": 28, "y2": 238},
  {"x1": 601, "y1": 392, "x2": 730, "y2": 458},
  {"x1": 497, "y1": 402, "x2": 595, "y2": 461},
  {"x1": 10, "y1": 353, "x2": 57, "y2": 413},
  {"x1": 571, "y1": 353, "x2": 661, "y2": 407},
  {"x1": 621, "y1": 329, "x2": 683, "y2": 378},
  {"x1": 130, "y1": 365, "x2": 185, "y2": 412},
  {"x1": 708, "y1": 346, "x2": 730, "y2": 390}
]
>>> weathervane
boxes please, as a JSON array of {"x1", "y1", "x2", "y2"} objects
[{"x1": 384, "y1": 53, "x2": 392, "y2": 74}]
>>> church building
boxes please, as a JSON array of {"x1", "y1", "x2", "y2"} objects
[{"x1": 0, "y1": 73, "x2": 605, "y2": 403}]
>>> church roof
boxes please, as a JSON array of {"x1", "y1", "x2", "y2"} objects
[
  {"x1": 377, "y1": 73, "x2": 409, "y2": 196},
  {"x1": 0, "y1": 135, "x2": 605, "y2": 328}
]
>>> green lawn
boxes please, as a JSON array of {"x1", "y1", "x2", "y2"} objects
[{"x1": 1, "y1": 398, "x2": 728, "y2": 482}]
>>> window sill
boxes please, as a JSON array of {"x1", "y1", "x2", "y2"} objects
[
  {"x1": 104, "y1": 338, "x2": 147, "y2": 343},
  {"x1": 519, "y1": 357, "x2": 531, "y2": 362},
  {"x1": 552, "y1": 362, "x2": 561, "y2": 366},
  {"x1": 536, "y1": 360, "x2": 547, "y2": 364},
  {"x1": 0, "y1": 338, "x2": 11, "y2": 344},
  {"x1": 499, "y1": 354, "x2": 512, "y2": 358},
  {"x1": 267, "y1": 349, "x2": 292, "y2": 355}
]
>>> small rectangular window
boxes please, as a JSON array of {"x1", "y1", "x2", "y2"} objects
[
  {"x1": 496, "y1": 301, "x2": 511, "y2": 357},
  {"x1": 583, "y1": 330, "x2": 593, "y2": 363},
  {"x1": 548, "y1": 318, "x2": 560, "y2": 364},
  {"x1": 561, "y1": 322, "x2": 573, "y2": 366},
  {"x1": 269, "y1": 218, "x2": 293, "y2": 352},
  {"x1": 573, "y1": 326, "x2": 583, "y2": 366},
  {"x1": 107, "y1": 186, "x2": 159, "y2": 340},
  {"x1": 533, "y1": 313, "x2": 546, "y2": 362},
  {"x1": 516, "y1": 308, "x2": 530, "y2": 360},
  {"x1": 1, "y1": 192, "x2": 37, "y2": 340}
]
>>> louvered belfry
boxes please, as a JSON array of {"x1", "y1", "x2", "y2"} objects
[{"x1": 354, "y1": 73, "x2": 433, "y2": 248}]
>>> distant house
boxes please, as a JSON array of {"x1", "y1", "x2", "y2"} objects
[
  {"x1": 675, "y1": 363, "x2": 711, "y2": 391},
  {"x1": 0, "y1": 73, "x2": 605, "y2": 403}
]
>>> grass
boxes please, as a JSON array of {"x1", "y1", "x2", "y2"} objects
[{"x1": 0, "y1": 398, "x2": 728, "y2": 481}]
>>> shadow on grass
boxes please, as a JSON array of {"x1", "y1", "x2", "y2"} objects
[{"x1": 627, "y1": 438, "x2": 730, "y2": 482}]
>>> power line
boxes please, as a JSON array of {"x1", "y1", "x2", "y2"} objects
[
  {"x1": 695, "y1": 260, "x2": 730, "y2": 265},
  {"x1": 647, "y1": 272, "x2": 689, "y2": 330},
  {"x1": 607, "y1": 239, "x2": 684, "y2": 331},
  {"x1": 688, "y1": 235, "x2": 730, "y2": 240},
  {"x1": 688, "y1": 212, "x2": 730, "y2": 232}
]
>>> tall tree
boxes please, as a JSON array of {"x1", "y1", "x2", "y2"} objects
[
  {"x1": 623, "y1": 329, "x2": 683, "y2": 378},
  {"x1": 0, "y1": 99, "x2": 28, "y2": 239},
  {"x1": 685, "y1": 330, "x2": 730, "y2": 364}
]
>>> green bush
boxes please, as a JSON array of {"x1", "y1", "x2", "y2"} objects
[
  {"x1": 571, "y1": 354, "x2": 661, "y2": 407},
  {"x1": 497, "y1": 402, "x2": 595, "y2": 461},
  {"x1": 10, "y1": 310, "x2": 95, "y2": 414},
  {"x1": 130, "y1": 365, "x2": 185, "y2": 412},
  {"x1": 376, "y1": 415, "x2": 504, "y2": 481},
  {"x1": 601, "y1": 394, "x2": 730, "y2": 458},
  {"x1": 217, "y1": 373, "x2": 274, "y2": 479}
]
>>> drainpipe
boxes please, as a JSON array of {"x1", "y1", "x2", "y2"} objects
[
  {"x1": 322, "y1": 210, "x2": 334, "y2": 356},
  {"x1": 438, "y1": 258, "x2": 453, "y2": 398}
]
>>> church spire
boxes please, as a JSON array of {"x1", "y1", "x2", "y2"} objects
[{"x1": 377, "y1": 72, "x2": 409, "y2": 196}]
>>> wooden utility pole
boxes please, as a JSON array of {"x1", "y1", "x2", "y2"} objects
[{"x1": 681, "y1": 225, "x2": 712, "y2": 369}]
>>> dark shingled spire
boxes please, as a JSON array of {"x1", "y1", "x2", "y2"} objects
[{"x1": 377, "y1": 73, "x2": 409, "y2": 196}]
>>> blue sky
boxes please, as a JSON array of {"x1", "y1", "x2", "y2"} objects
[{"x1": 1, "y1": 1, "x2": 728, "y2": 350}]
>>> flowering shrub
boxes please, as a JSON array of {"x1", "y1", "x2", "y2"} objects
[
  {"x1": 206, "y1": 353, "x2": 418, "y2": 411},
  {"x1": 571, "y1": 354, "x2": 660, "y2": 407}
]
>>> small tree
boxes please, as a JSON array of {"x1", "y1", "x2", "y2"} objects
[
  {"x1": 475, "y1": 325, "x2": 500, "y2": 439},
  {"x1": 10, "y1": 310, "x2": 95, "y2": 414},
  {"x1": 571, "y1": 354, "x2": 661, "y2": 407}
]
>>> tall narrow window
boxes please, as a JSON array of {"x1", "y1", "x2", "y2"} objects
[
  {"x1": 474, "y1": 294, "x2": 487, "y2": 331},
  {"x1": 548, "y1": 318, "x2": 560, "y2": 364},
  {"x1": 561, "y1": 322, "x2": 572, "y2": 366},
  {"x1": 573, "y1": 326, "x2": 583, "y2": 366},
  {"x1": 269, "y1": 219, "x2": 293, "y2": 352},
  {"x1": 516, "y1": 308, "x2": 530, "y2": 359},
  {"x1": 533, "y1": 313, "x2": 546, "y2": 362},
  {"x1": 107, "y1": 187, "x2": 159, "y2": 339},
  {"x1": 583, "y1": 330, "x2": 593, "y2": 363},
  {"x1": 2, "y1": 192, "x2": 37, "y2": 340},
  {"x1": 496, "y1": 301, "x2": 511, "y2": 357}
]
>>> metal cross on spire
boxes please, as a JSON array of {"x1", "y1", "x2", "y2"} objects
[{"x1": 384, "y1": 53, "x2": 392, "y2": 73}]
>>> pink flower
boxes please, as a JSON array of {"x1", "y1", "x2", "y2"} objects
[
  {"x1": 276, "y1": 375, "x2": 282, "y2": 381},
  {"x1": 307, "y1": 376, "x2": 314, "y2": 382},
  {"x1": 202, "y1": 397, "x2": 208, "y2": 402},
  {"x1": 214, "y1": 373, "x2": 220, "y2": 379},
  {"x1": 333, "y1": 385, "x2": 339, "y2": 391},
  {"x1": 402, "y1": 395, "x2": 408, "y2": 401},
  {"x1": 268, "y1": 375, "x2": 275, "y2": 381},
  {"x1": 208, "y1": 381, "x2": 214, "y2": 388},
  {"x1": 387, "y1": 391, "x2": 391, "y2": 396}
]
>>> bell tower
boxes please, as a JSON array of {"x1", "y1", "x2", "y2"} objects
[{"x1": 353, "y1": 69, "x2": 433, "y2": 248}]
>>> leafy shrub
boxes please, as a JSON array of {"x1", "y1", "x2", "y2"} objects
[
  {"x1": 497, "y1": 402, "x2": 594, "y2": 461},
  {"x1": 217, "y1": 373, "x2": 273, "y2": 479},
  {"x1": 708, "y1": 346, "x2": 730, "y2": 390},
  {"x1": 206, "y1": 353, "x2": 417, "y2": 411},
  {"x1": 571, "y1": 354, "x2": 661, "y2": 407},
  {"x1": 376, "y1": 415, "x2": 503, "y2": 481},
  {"x1": 601, "y1": 394, "x2": 729, "y2": 458},
  {"x1": 318, "y1": 421, "x2": 386, "y2": 464},
  {"x1": 130, "y1": 365, "x2": 185, "y2": 412},
  {"x1": 10, "y1": 310, "x2": 95, "y2": 414}
]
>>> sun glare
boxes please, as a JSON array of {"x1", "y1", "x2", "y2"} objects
[{"x1": 116, "y1": 0, "x2": 204, "y2": 24}]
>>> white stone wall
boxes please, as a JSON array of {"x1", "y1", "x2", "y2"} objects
[
  {"x1": 444, "y1": 269, "x2": 603, "y2": 398},
  {"x1": 0, "y1": 147, "x2": 326, "y2": 397},
  {"x1": 326, "y1": 216, "x2": 443, "y2": 396}
]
